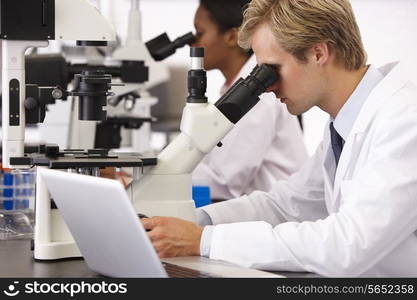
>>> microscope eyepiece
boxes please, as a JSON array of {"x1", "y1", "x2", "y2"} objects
[
  {"x1": 249, "y1": 64, "x2": 279, "y2": 91},
  {"x1": 174, "y1": 32, "x2": 196, "y2": 48},
  {"x1": 146, "y1": 32, "x2": 196, "y2": 61},
  {"x1": 215, "y1": 64, "x2": 278, "y2": 124},
  {"x1": 190, "y1": 47, "x2": 204, "y2": 58},
  {"x1": 187, "y1": 47, "x2": 207, "y2": 103}
]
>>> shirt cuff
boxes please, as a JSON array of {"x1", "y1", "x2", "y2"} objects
[
  {"x1": 196, "y1": 208, "x2": 213, "y2": 226},
  {"x1": 199, "y1": 225, "x2": 215, "y2": 257}
]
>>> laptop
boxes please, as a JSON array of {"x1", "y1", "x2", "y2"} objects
[{"x1": 39, "y1": 168, "x2": 282, "y2": 278}]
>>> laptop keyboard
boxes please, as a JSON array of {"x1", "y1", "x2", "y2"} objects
[{"x1": 162, "y1": 262, "x2": 214, "y2": 278}]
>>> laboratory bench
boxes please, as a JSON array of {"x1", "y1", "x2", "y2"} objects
[{"x1": 0, "y1": 239, "x2": 320, "y2": 278}]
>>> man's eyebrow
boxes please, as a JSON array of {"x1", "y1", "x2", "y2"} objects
[
  {"x1": 264, "y1": 63, "x2": 280, "y2": 70},
  {"x1": 259, "y1": 62, "x2": 278, "y2": 67}
]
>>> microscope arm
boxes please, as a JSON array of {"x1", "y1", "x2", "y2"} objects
[
  {"x1": 1, "y1": 40, "x2": 50, "y2": 167},
  {"x1": 151, "y1": 102, "x2": 234, "y2": 174}
]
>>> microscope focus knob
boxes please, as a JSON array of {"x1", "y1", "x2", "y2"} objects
[
  {"x1": 24, "y1": 97, "x2": 40, "y2": 110},
  {"x1": 52, "y1": 88, "x2": 64, "y2": 99}
]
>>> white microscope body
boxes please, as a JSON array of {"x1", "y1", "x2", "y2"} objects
[
  {"x1": 1, "y1": 0, "x2": 115, "y2": 168},
  {"x1": 131, "y1": 49, "x2": 278, "y2": 222},
  {"x1": 130, "y1": 51, "x2": 231, "y2": 221},
  {"x1": 1, "y1": 0, "x2": 116, "y2": 260},
  {"x1": 131, "y1": 103, "x2": 233, "y2": 221}
]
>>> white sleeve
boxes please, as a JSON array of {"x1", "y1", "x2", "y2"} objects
[
  {"x1": 201, "y1": 142, "x2": 327, "y2": 226},
  {"x1": 209, "y1": 99, "x2": 417, "y2": 276}
]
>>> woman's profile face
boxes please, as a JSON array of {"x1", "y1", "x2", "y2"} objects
[{"x1": 193, "y1": 5, "x2": 231, "y2": 71}]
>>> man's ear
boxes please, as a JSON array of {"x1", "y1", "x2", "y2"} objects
[
  {"x1": 308, "y1": 42, "x2": 330, "y2": 66},
  {"x1": 223, "y1": 27, "x2": 239, "y2": 48}
]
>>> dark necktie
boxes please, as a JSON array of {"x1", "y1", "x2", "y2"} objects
[{"x1": 329, "y1": 122, "x2": 345, "y2": 167}]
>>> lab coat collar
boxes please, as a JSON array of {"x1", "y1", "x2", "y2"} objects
[
  {"x1": 350, "y1": 61, "x2": 408, "y2": 134},
  {"x1": 323, "y1": 64, "x2": 385, "y2": 196},
  {"x1": 333, "y1": 65, "x2": 384, "y2": 141},
  {"x1": 332, "y1": 61, "x2": 410, "y2": 203}
]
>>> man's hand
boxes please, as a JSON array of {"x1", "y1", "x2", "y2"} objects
[
  {"x1": 100, "y1": 167, "x2": 131, "y2": 188},
  {"x1": 141, "y1": 216, "x2": 203, "y2": 258},
  {"x1": 100, "y1": 167, "x2": 116, "y2": 179}
]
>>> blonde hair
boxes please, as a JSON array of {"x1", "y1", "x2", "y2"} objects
[{"x1": 238, "y1": 0, "x2": 367, "y2": 70}]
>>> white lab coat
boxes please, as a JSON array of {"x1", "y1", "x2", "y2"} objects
[
  {"x1": 192, "y1": 56, "x2": 308, "y2": 199},
  {"x1": 200, "y1": 62, "x2": 417, "y2": 277}
]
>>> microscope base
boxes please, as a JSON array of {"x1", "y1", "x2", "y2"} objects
[
  {"x1": 134, "y1": 199, "x2": 196, "y2": 222},
  {"x1": 135, "y1": 200, "x2": 196, "y2": 222},
  {"x1": 34, "y1": 241, "x2": 81, "y2": 261},
  {"x1": 34, "y1": 209, "x2": 82, "y2": 260},
  {"x1": 131, "y1": 173, "x2": 197, "y2": 222}
]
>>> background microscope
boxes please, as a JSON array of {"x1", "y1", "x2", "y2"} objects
[
  {"x1": 18, "y1": 0, "x2": 196, "y2": 155},
  {"x1": 0, "y1": 0, "x2": 156, "y2": 259}
]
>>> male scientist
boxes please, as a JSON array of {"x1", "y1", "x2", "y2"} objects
[{"x1": 141, "y1": 0, "x2": 417, "y2": 277}]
